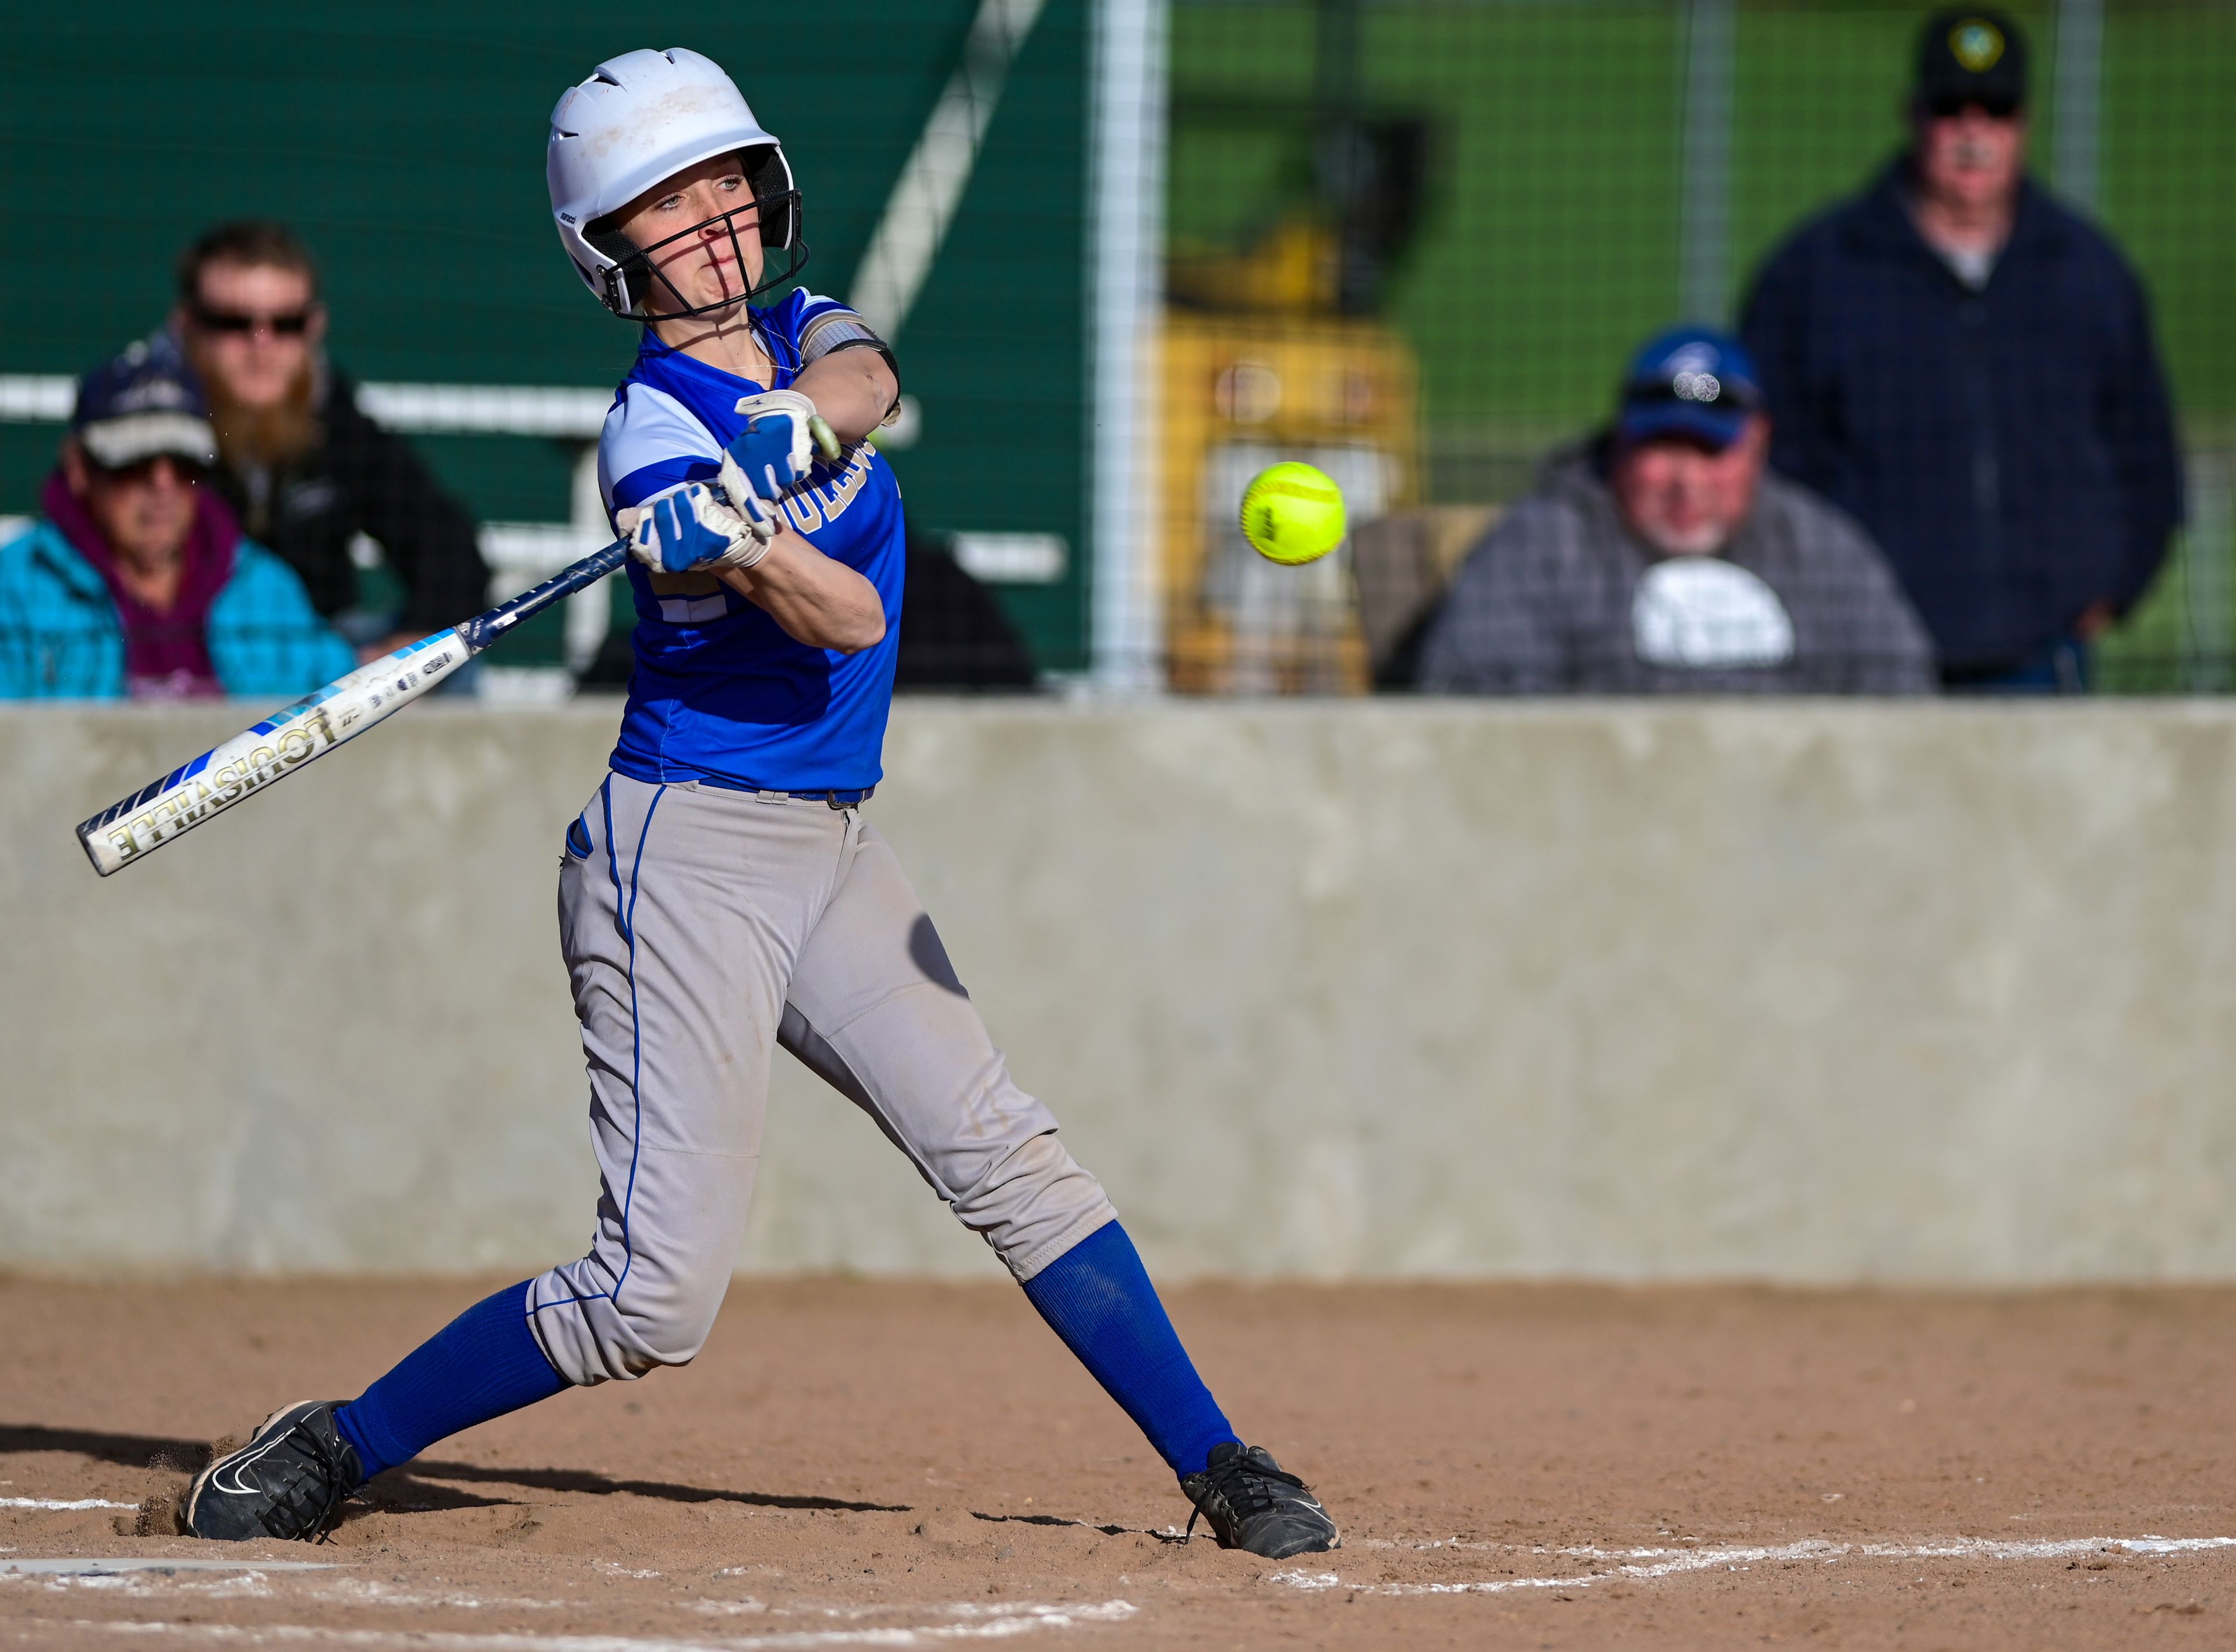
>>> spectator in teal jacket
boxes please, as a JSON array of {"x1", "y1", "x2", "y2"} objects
[{"x1": 0, "y1": 341, "x2": 352, "y2": 699}]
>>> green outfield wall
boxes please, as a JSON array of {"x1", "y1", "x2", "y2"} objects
[
  {"x1": 0, "y1": 2, "x2": 1096, "y2": 667},
  {"x1": 8, "y1": 699, "x2": 2236, "y2": 1282}
]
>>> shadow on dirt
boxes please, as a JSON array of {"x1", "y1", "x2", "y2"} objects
[
  {"x1": 970, "y1": 1509, "x2": 1191, "y2": 1543},
  {"x1": 0, "y1": 1424, "x2": 906, "y2": 1516},
  {"x1": 406, "y1": 1458, "x2": 908, "y2": 1513},
  {"x1": 0, "y1": 1424, "x2": 210, "y2": 1473}
]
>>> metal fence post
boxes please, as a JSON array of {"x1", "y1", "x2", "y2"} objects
[
  {"x1": 1089, "y1": 0, "x2": 1170, "y2": 691},
  {"x1": 1680, "y1": 0, "x2": 1736, "y2": 325},
  {"x1": 2053, "y1": 0, "x2": 2104, "y2": 212},
  {"x1": 2182, "y1": 456, "x2": 2234, "y2": 692}
]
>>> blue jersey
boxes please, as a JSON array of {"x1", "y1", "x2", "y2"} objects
[{"x1": 596, "y1": 289, "x2": 904, "y2": 793}]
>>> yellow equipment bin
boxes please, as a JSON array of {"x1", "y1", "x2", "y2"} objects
[{"x1": 1161, "y1": 314, "x2": 1420, "y2": 694}]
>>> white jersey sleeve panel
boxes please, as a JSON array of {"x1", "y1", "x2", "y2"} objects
[{"x1": 596, "y1": 382, "x2": 727, "y2": 523}]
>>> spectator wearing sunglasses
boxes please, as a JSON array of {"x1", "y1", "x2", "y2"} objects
[
  {"x1": 1420, "y1": 327, "x2": 1933, "y2": 695},
  {"x1": 0, "y1": 342, "x2": 353, "y2": 699},
  {"x1": 1741, "y1": 8, "x2": 2182, "y2": 692},
  {"x1": 172, "y1": 221, "x2": 488, "y2": 660}
]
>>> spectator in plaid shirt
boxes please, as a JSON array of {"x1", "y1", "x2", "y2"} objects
[{"x1": 1421, "y1": 327, "x2": 1933, "y2": 695}]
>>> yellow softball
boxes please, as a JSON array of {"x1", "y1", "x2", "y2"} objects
[{"x1": 1240, "y1": 462, "x2": 1347, "y2": 565}]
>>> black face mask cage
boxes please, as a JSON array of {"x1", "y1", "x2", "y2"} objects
[
  {"x1": 588, "y1": 188, "x2": 811, "y2": 321},
  {"x1": 741, "y1": 145, "x2": 801, "y2": 248}
]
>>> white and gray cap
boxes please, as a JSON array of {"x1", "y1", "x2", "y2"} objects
[{"x1": 71, "y1": 337, "x2": 220, "y2": 471}]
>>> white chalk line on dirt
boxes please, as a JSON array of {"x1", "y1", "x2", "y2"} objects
[
  {"x1": 0, "y1": 1560, "x2": 337, "y2": 1575},
  {"x1": 1273, "y1": 1534, "x2": 2236, "y2": 1598},
  {"x1": 306, "y1": 1577, "x2": 581, "y2": 1614},
  {"x1": 0, "y1": 1498, "x2": 139, "y2": 1511},
  {"x1": 55, "y1": 1599, "x2": 1138, "y2": 1650}
]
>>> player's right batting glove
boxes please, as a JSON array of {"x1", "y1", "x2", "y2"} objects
[
  {"x1": 617, "y1": 479, "x2": 776, "y2": 574},
  {"x1": 726, "y1": 390, "x2": 841, "y2": 501}
]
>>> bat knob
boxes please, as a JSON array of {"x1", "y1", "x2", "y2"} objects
[{"x1": 807, "y1": 415, "x2": 842, "y2": 464}]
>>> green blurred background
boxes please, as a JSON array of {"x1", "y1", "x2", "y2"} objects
[
  {"x1": 1173, "y1": 1, "x2": 2233, "y2": 429},
  {"x1": 1170, "y1": 0, "x2": 2236, "y2": 687},
  {"x1": 0, "y1": 1, "x2": 1092, "y2": 669}
]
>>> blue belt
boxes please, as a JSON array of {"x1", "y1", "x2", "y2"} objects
[{"x1": 698, "y1": 774, "x2": 875, "y2": 808}]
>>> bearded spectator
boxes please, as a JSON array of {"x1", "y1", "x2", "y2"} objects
[{"x1": 172, "y1": 221, "x2": 488, "y2": 659}]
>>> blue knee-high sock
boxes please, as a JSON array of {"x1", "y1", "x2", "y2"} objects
[
  {"x1": 1021, "y1": 1221, "x2": 1239, "y2": 1479},
  {"x1": 333, "y1": 1281, "x2": 567, "y2": 1481}
]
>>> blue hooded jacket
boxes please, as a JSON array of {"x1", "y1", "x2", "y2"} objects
[
  {"x1": 1740, "y1": 162, "x2": 2183, "y2": 670},
  {"x1": 0, "y1": 518, "x2": 355, "y2": 699}
]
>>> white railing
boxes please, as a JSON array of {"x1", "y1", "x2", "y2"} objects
[
  {"x1": 0, "y1": 374, "x2": 611, "y2": 438},
  {"x1": 355, "y1": 382, "x2": 610, "y2": 440},
  {"x1": 0, "y1": 376, "x2": 72, "y2": 421}
]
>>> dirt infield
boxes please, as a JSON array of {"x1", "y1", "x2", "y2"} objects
[{"x1": 3, "y1": 1277, "x2": 2234, "y2": 1650}]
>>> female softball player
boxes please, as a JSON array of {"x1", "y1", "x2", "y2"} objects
[{"x1": 185, "y1": 47, "x2": 1336, "y2": 1560}]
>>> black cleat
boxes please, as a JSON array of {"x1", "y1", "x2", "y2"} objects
[
  {"x1": 1180, "y1": 1441, "x2": 1340, "y2": 1558},
  {"x1": 183, "y1": 1400, "x2": 363, "y2": 1541}
]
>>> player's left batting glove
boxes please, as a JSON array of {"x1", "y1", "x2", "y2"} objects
[
  {"x1": 726, "y1": 391, "x2": 841, "y2": 501},
  {"x1": 617, "y1": 480, "x2": 776, "y2": 575}
]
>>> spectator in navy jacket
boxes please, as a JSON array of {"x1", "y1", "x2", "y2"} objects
[{"x1": 1740, "y1": 9, "x2": 2182, "y2": 691}]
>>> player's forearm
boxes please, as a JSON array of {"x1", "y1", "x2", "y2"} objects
[
  {"x1": 792, "y1": 352, "x2": 899, "y2": 446},
  {"x1": 717, "y1": 528, "x2": 887, "y2": 653}
]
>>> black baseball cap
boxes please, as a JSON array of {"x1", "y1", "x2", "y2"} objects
[
  {"x1": 70, "y1": 339, "x2": 217, "y2": 471},
  {"x1": 1915, "y1": 9, "x2": 2028, "y2": 116}
]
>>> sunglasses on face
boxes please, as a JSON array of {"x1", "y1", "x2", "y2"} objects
[
  {"x1": 192, "y1": 304, "x2": 313, "y2": 335},
  {"x1": 1924, "y1": 93, "x2": 2021, "y2": 119}
]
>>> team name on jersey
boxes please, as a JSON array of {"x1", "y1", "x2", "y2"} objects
[{"x1": 783, "y1": 447, "x2": 879, "y2": 537}]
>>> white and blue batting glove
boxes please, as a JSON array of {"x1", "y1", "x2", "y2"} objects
[
  {"x1": 617, "y1": 480, "x2": 776, "y2": 575},
  {"x1": 726, "y1": 390, "x2": 839, "y2": 501}
]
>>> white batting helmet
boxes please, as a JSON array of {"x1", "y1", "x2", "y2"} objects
[{"x1": 547, "y1": 48, "x2": 803, "y2": 318}]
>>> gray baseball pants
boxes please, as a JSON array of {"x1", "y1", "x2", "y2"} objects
[{"x1": 526, "y1": 773, "x2": 1118, "y2": 1386}]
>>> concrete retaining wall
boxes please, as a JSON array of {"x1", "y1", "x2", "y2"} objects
[{"x1": 6, "y1": 700, "x2": 2235, "y2": 1283}]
